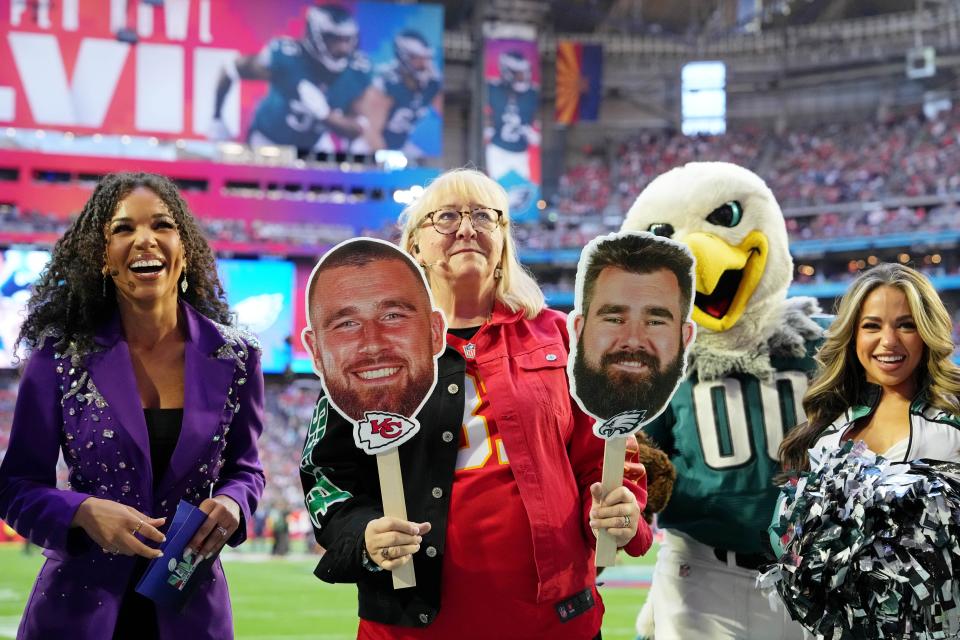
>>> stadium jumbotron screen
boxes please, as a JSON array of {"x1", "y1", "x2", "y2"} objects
[{"x1": 1, "y1": 1, "x2": 444, "y2": 158}]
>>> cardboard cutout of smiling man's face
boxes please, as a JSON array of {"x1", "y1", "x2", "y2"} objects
[
  {"x1": 569, "y1": 232, "x2": 696, "y2": 430},
  {"x1": 302, "y1": 238, "x2": 445, "y2": 425}
]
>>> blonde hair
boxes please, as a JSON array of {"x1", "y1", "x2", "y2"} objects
[
  {"x1": 780, "y1": 263, "x2": 960, "y2": 471},
  {"x1": 398, "y1": 168, "x2": 545, "y2": 319}
]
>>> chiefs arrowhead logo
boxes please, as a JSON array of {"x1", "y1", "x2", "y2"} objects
[{"x1": 353, "y1": 411, "x2": 421, "y2": 454}]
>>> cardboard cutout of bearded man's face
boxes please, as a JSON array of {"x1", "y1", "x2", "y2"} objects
[
  {"x1": 569, "y1": 232, "x2": 696, "y2": 433},
  {"x1": 302, "y1": 238, "x2": 445, "y2": 432}
]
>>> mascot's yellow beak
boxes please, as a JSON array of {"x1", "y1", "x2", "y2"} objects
[{"x1": 684, "y1": 230, "x2": 768, "y2": 332}]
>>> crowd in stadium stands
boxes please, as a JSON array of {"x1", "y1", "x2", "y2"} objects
[
  {"x1": 259, "y1": 380, "x2": 320, "y2": 513},
  {"x1": 0, "y1": 207, "x2": 70, "y2": 236},
  {"x1": 7, "y1": 104, "x2": 960, "y2": 254},
  {"x1": 551, "y1": 105, "x2": 960, "y2": 223},
  {"x1": 251, "y1": 220, "x2": 354, "y2": 247},
  {"x1": 6, "y1": 201, "x2": 960, "y2": 256}
]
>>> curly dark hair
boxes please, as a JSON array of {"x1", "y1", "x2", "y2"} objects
[{"x1": 17, "y1": 172, "x2": 231, "y2": 357}]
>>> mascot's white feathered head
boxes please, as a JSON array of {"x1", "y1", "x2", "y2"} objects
[{"x1": 622, "y1": 161, "x2": 792, "y2": 355}]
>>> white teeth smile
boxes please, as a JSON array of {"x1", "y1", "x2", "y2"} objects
[
  {"x1": 357, "y1": 367, "x2": 400, "y2": 380},
  {"x1": 875, "y1": 355, "x2": 905, "y2": 363},
  {"x1": 130, "y1": 259, "x2": 163, "y2": 269},
  {"x1": 617, "y1": 361, "x2": 648, "y2": 368}
]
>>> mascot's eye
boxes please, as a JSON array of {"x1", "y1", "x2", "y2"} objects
[
  {"x1": 706, "y1": 201, "x2": 743, "y2": 228},
  {"x1": 647, "y1": 223, "x2": 674, "y2": 238}
]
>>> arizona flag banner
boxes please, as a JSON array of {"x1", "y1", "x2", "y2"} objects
[{"x1": 556, "y1": 42, "x2": 603, "y2": 125}]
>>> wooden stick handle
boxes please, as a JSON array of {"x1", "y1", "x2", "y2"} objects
[
  {"x1": 594, "y1": 436, "x2": 627, "y2": 568},
  {"x1": 376, "y1": 450, "x2": 416, "y2": 589}
]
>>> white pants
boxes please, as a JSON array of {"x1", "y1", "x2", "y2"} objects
[
  {"x1": 636, "y1": 530, "x2": 805, "y2": 640},
  {"x1": 485, "y1": 143, "x2": 530, "y2": 181}
]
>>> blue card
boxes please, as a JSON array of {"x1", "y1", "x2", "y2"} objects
[{"x1": 135, "y1": 500, "x2": 212, "y2": 610}]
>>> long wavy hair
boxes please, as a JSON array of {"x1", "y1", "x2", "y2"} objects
[
  {"x1": 779, "y1": 263, "x2": 960, "y2": 472},
  {"x1": 398, "y1": 168, "x2": 545, "y2": 319},
  {"x1": 17, "y1": 172, "x2": 230, "y2": 358}
]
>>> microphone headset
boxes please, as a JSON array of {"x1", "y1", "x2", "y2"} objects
[{"x1": 413, "y1": 243, "x2": 443, "y2": 269}]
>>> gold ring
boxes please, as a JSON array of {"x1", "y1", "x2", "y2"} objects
[
  {"x1": 132, "y1": 519, "x2": 144, "y2": 535},
  {"x1": 380, "y1": 547, "x2": 391, "y2": 560}
]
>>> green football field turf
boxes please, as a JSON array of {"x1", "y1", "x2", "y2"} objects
[{"x1": 0, "y1": 543, "x2": 652, "y2": 639}]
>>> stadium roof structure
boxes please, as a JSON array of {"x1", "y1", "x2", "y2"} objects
[{"x1": 436, "y1": 0, "x2": 921, "y2": 36}]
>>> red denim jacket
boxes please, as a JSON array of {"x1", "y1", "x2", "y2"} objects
[{"x1": 468, "y1": 304, "x2": 651, "y2": 602}]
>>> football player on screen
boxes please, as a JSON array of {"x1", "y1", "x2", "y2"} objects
[
  {"x1": 209, "y1": 3, "x2": 372, "y2": 153},
  {"x1": 484, "y1": 50, "x2": 540, "y2": 181},
  {"x1": 353, "y1": 29, "x2": 442, "y2": 158}
]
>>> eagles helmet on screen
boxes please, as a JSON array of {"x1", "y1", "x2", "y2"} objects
[
  {"x1": 499, "y1": 51, "x2": 531, "y2": 92},
  {"x1": 394, "y1": 29, "x2": 435, "y2": 89},
  {"x1": 304, "y1": 4, "x2": 359, "y2": 73}
]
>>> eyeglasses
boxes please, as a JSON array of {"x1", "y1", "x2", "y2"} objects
[{"x1": 425, "y1": 207, "x2": 503, "y2": 235}]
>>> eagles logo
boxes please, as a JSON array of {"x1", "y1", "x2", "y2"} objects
[
  {"x1": 507, "y1": 183, "x2": 535, "y2": 214},
  {"x1": 594, "y1": 409, "x2": 648, "y2": 440}
]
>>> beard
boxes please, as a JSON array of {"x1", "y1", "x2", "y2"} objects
[
  {"x1": 573, "y1": 339, "x2": 686, "y2": 420},
  {"x1": 323, "y1": 356, "x2": 434, "y2": 422}
]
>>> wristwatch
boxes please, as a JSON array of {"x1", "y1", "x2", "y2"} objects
[{"x1": 361, "y1": 545, "x2": 384, "y2": 572}]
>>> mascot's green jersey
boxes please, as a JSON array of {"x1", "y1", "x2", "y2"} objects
[{"x1": 644, "y1": 320, "x2": 829, "y2": 554}]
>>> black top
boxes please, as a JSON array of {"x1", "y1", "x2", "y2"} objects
[
  {"x1": 143, "y1": 408, "x2": 183, "y2": 486},
  {"x1": 447, "y1": 326, "x2": 481, "y2": 340},
  {"x1": 114, "y1": 408, "x2": 182, "y2": 640}
]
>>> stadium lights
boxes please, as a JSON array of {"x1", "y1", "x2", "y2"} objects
[
  {"x1": 392, "y1": 185, "x2": 424, "y2": 205},
  {"x1": 221, "y1": 142, "x2": 245, "y2": 155},
  {"x1": 375, "y1": 149, "x2": 408, "y2": 171}
]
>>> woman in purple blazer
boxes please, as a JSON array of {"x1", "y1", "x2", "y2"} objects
[{"x1": 0, "y1": 172, "x2": 265, "y2": 639}]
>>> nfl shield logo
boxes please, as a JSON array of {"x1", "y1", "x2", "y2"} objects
[{"x1": 464, "y1": 343, "x2": 476, "y2": 359}]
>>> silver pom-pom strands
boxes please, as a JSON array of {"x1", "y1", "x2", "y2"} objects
[{"x1": 759, "y1": 441, "x2": 960, "y2": 639}]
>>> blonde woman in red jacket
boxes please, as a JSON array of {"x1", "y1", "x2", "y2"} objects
[{"x1": 299, "y1": 168, "x2": 651, "y2": 640}]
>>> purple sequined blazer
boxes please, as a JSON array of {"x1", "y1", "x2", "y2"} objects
[{"x1": 0, "y1": 302, "x2": 266, "y2": 640}]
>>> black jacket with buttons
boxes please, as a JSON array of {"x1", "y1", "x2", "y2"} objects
[{"x1": 299, "y1": 346, "x2": 465, "y2": 627}]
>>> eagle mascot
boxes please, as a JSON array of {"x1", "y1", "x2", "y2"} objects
[{"x1": 621, "y1": 162, "x2": 828, "y2": 639}]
